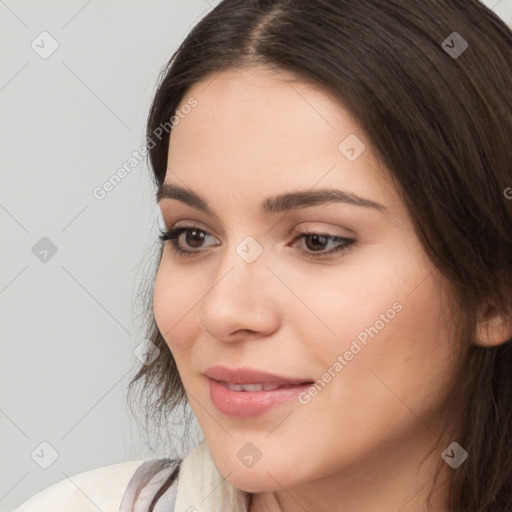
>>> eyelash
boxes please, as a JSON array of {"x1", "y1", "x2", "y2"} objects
[{"x1": 157, "y1": 225, "x2": 356, "y2": 260}]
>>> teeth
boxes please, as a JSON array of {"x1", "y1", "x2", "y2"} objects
[
  {"x1": 223, "y1": 382, "x2": 284, "y2": 391},
  {"x1": 240, "y1": 384, "x2": 263, "y2": 391}
]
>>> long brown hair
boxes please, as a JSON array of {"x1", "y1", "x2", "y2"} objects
[{"x1": 127, "y1": 1, "x2": 512, "y2": 509}]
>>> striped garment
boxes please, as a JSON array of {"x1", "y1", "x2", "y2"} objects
[{"x1": 118, "y1": 457, "x2": 181, "y2": 511}]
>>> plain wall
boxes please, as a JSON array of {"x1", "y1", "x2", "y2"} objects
[
  {"x1": 1, "y1": 0, "x2": 511, "y2": 510},
  {"x1": 0, "y1": 2, "x2": 212, "y2": 510}
]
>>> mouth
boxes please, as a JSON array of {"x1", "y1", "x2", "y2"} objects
[
  {"x1": 217, "y1": 381, "x2": 314, "y2": 392},
  {"x1": 203, "y1": 364, "x2": 312, "y2": 387},
  {"x1": 203, "y1": 365, "x2": 315, "y2": 417},
  {"x1": 206, "y1": 376, "x2": 315, "y2": 418}
]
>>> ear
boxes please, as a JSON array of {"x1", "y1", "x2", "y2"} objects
[{"x1": 474, "y1": 303, "x2": 512, "y2": 348}]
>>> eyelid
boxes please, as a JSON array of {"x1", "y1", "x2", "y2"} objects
[
  {"x1": 292, "y1": 222, "x2": 354, "y2": 239},
  {"x1": 162, "y1": 220, "x2": 351, "y2": 244},
  {"x1": 161, "y1": 216, "x2": 216, "y2": 237},
  {"x1": 160, "y1": 207, "x2": 225, "y2": 237}
]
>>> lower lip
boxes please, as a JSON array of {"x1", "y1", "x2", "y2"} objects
[{"x1": 208, "y1": 378, "x2": 312, "y2": 417}]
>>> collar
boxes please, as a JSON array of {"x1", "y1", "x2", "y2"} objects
[{"x1": 175, "y1": 440, "x2": 251, "y2": 511}]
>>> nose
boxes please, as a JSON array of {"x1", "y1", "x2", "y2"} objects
[{"x1": 197, "y1": 244, "x2": 280, "y2": 343}]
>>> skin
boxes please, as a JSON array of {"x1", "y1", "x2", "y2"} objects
[{"x1": 153, "y1": 65, "x2": 471, "y2": 512}]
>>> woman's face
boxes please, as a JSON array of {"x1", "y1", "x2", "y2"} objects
[{"x1": 153, "y1": 66, "x2": 460, "y2": 502}]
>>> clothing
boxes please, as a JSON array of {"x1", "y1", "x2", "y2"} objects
[
  {"x1": 11, "y1": 459, "x2": 145, "y2": 512},
  {"x1": 12, "y1": 441, "x2": 251, "y2": 512},
  {"x1": 118, "y1": 457, "x2": 180, "y2": 511}
]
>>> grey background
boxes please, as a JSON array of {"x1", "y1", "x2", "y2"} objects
[{"x1": 1, "y1": 0, "x2": 511, "y2": 510}]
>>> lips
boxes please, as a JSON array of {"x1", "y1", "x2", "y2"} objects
[
  {"x1": 204, "y1": 365, "x2": 312, "y2": 387},
  {"x1": 207, "y1": 379, "x2": 314, "y2": 417},
  {"x1": 204, "y1": 365, "x2": 314, "y2": 417}
]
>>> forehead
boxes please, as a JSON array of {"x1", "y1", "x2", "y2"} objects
[
  {"x1": 173, "y1": 65, "x2": 360, "y2": 150},
  {"x1": 167, "y1": 66, "x2": 401, "y2": 216}
]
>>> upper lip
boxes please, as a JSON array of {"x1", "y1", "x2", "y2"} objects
[{"x1": 204, "y1": 365, "x2": 312, "y2": 385}]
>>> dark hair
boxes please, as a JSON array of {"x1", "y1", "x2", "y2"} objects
[{"x1": 127, "y1": 1, "x2": 512, "y2": 510}]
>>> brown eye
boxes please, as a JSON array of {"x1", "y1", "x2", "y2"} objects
[
  {"x1": 184, "y1": 229, "x2": 208, "y2": 248},
  {"x1": 291, "y1": 232, "x2": 356, "y2": 259},
  {"x1": 303, "y1": 234, "x2": 331, "y2": 252},
  {"x1": 158, "y1": 226, "x2": 218, "y2": 258}
]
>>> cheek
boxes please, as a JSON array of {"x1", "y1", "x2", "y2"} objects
[
  {"x1": 292, "y1": 242, "x2": 459, "y2": 415},
  {"x1": 152, "y1": 257, "x2": 197, "y2": 353},
  {"x1": 314, "y1": 273, "x2": 459, "y2": 427},
  {"x1": 152, "y1": 260, "x2": 171, "y2": 338}
]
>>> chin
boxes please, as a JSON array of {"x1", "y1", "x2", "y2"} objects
[{"x1": 224, "y1": 468, "x2": 289, "y2": 493}]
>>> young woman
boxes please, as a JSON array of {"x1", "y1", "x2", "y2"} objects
[{"x1": 14, "y1": 0, "x2": 512, "y2": 511}]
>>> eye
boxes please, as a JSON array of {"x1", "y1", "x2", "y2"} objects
[
  {"x1": 289, "y1": 232, "x2": 356, "y2": 259},
  {"x1": 158, "y1": 225, "x2": 218, "y2": 257},
  {"x1": 158, "y1": 225, "x2": 356, "y2": 260}
]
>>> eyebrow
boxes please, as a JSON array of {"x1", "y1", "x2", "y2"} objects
[{"x1": 156, "y1": 183, "x2": 387, "y2": 214}]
